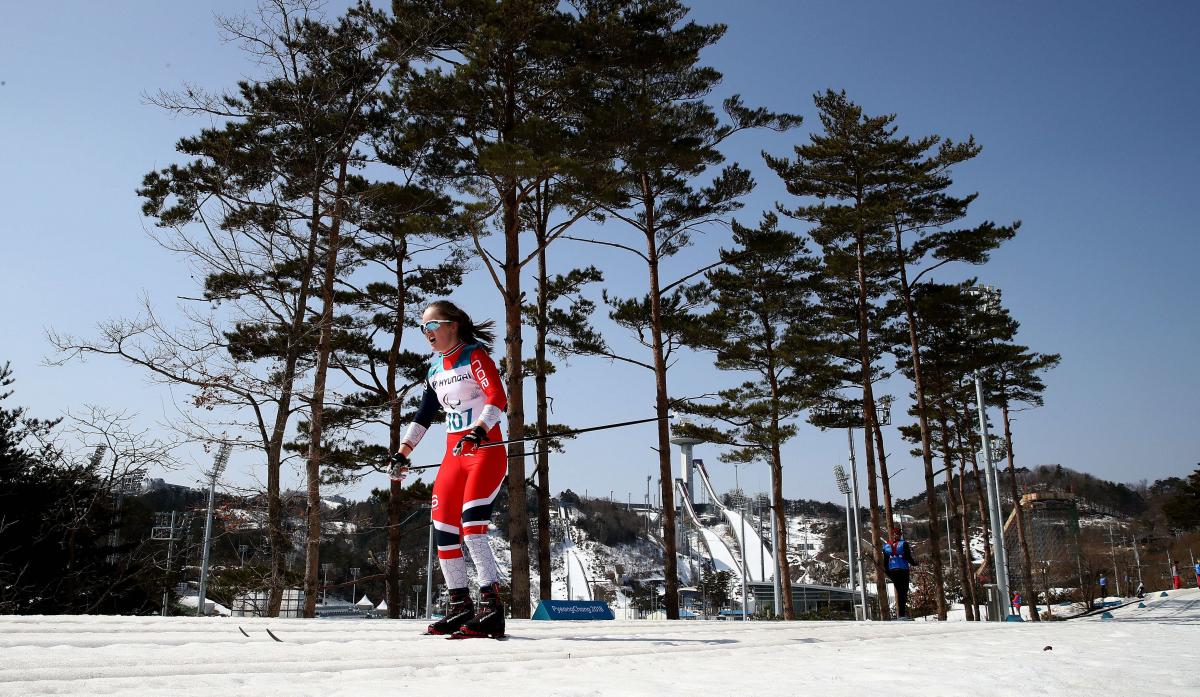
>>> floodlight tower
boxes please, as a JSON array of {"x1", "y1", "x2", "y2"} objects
[
  {"x1": 834, "y1": 464, "x2": 866, "y2": 620},
  {"x1": 197, "y1": 442, "x2": 232, "y2": 616}
]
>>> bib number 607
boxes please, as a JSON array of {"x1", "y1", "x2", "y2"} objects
[{"x1": 447, "y1": 408, "x2": 473, "y2": 431}]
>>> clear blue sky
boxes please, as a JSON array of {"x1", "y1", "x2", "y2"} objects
[{"x1": 1, "y1": 1, "x2": 1197, "y2": 506}]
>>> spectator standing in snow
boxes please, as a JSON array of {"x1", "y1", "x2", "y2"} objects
[
  {"x1": 1171, "y1": 561, "x2": 1181, "y2": 590},
  {"x1": 1099, "y1": 573, "x2": 1108, "y2": 600},
  {"x1": 1011, "y1": 591, "x2": 1022, "y2": 617},
  {"x1": 882, "y1": 528, "x2": 917, "y2": 619},
  {"x1": 1194, "y1": 561, "x2": 1200, "y2": 588}
]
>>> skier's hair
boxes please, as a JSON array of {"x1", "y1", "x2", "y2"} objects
[{"x1": 427, "y1": 300, "x2": 496, "y2": 350}]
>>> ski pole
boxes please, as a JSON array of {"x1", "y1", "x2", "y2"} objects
[
  {"x1": 384, "y1": 413, "x2": 667, "y2": 472},
  {"x1": 403, "y1": 448, "x2": 553, "y2": 472},
  {"x1": 474, "y1": 414, "x2": 667, "y2": 451}
]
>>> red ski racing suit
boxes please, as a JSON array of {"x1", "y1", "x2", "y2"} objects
[{"x1": 401, "y1": 342, "x2": 507, "y2": 565}]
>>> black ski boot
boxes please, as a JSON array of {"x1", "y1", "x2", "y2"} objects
[
  {"x1": 425, "y1": 588, "x2": 473, "y2": 635},
  {"x1": 451, "y1": 582, "x2": 505, "y2": 639}
]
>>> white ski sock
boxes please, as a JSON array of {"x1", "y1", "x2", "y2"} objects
[
  {"x1": 439, "y1": 555, "x2": 468, "y2": 590},
  {"x1": 463, "y1": 534, "x2": 500, "y2": 587}
]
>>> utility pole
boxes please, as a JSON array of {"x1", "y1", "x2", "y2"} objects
[
  {"x1": 152, "y1": 511, "x2": 186, "y2": 616},
  {"x1": 351, "y1": 567, "x2": 360, "y2": 605},
  {"x1": 1107, "y1": 524, "x2": 1122, "y2": 597},
  {"x1": 1130, "y1": 535, "x2": 1143, "y2": 589},
  {"x1": 942, "y1": 494, "x2": 953, "y2": 564},
  {"x1": 197, "y1": 443, "x2": 232, "y2": 617}
]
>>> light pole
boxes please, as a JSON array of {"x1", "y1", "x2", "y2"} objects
[
  {"x1": 197, "y1": 443, "x2": 231, "y2": 617},
  {"x1": 968, "y1": 284, "x2": 1011, "y2": 619},
  {"x1": 974, "y1": 372, "x2": 1010, "y2": 617},
  {"x1": 733, "y1": 464, "x2": 748, "y2": 621},
  {"x1": 755, "y1": 494, "x2": 767, "y2": 582},
  {"x1": 238, "y1": 545, "x2": 248, "y2": 568},
  {"x1": 769, "y1": 501, "x2": 781, "y2": 616},
  {"x1": 321, "y1": 562, "x2": 333, "y2": 605},
  {"x1": 814, "y1": 400, "x2": 888, "y2": 620},
  {"x1": 351, "y1": 567, "x2": 360, "y2": 605},
  {"x1": 833, "y1": 465, "x2": 859, "y2": 621}
]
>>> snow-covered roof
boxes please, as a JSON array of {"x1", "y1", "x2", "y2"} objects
[
  {"x1": 356, "y1": 595, "x2": 373, "y2": 607},
  {"x1": 178, "y1": 595, "x2": 231, "y2": 616}
]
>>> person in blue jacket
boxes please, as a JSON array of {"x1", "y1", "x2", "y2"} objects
[{"x1": 882, "y1": 528, "x2": 917, "y2": 618}]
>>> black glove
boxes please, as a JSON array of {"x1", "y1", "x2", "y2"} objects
[
  {"x1": 387, "y1": 452, "x2": 411, "y2": 482},
  {"x1": 452, "y1": 425, "x2": 489, "y2": 456}
]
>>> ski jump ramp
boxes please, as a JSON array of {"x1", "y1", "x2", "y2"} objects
[
  {"x1": 693, "y1": 460, "x2": 775, "y2": 582},
  {"x1": 676, "y1": 480, "x2": 742, "y2": 577},
  {"x1": 558, "y1": 506, "x2": 594, "y2": 601}
]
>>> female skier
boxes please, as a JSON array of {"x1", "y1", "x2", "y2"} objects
[{"x1": 389, "y1": 300, "x2": 508, "y2": 638}]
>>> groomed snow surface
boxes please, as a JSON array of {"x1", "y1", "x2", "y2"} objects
[{"x1": 2, "y1": 589, "x2": 1197, "y2": 697}]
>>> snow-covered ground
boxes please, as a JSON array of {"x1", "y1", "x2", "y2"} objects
[{"x1": 3, "y1": 589, "x2": 1196, "y2": 696}]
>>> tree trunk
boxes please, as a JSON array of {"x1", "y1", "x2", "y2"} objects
[
  {"x1": 502, "y1": 183, "x2": 532, "y2": 618},
  {"x1": 386, "y1": 238, "x2": 409, "y2": 619},
  {"x1": 498, "y1": 50, "x2": 532, "y2": 619},
  {"x1": 969, "y1": 450, "x2": 994, "y2": 582},
  {"x1": 871, "y1": 412, "x2": 894, "y2": 534},
  {"x1": 643, "y1": 173, "x2": 679, "y2": 619},
  {"x1": 956, "y1": 397, "x2": 993, "y2": 585},
  {"x1": 852, "y1": 233, "x2": 889, "y2": 620},
  {"x1": 535, "y1": 215, "x2": 553, "y2": 601},
  {"x1": 1002, "y1": 403, "x2": 1039, "y2": 621},
  {"x1": 940, "y1": 410, "x2": 974, "y2": 621},
  {"x1": 895, "y1": 228, "x2": 946, "y2": 619},
  {"x1": 765, "y1": 351, "x2": 794, "y2": 619},
  {"x1": 303, "y1": 154, "x2": 349, "y2": 618},
  {"x1": 957, "y1": 460, "x2": 979, "y2": 619},
  {"x1": 265, "y1": 177, "x2": 324, "y2": 616}
]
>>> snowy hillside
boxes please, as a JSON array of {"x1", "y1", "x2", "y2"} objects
[{"x1": 483, "y1": 499, "x2": 847, "y2": 610}]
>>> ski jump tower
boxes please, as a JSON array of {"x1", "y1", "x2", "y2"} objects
[{"x1": 669, "y1": 415, "x2": 702, "y2": 505}]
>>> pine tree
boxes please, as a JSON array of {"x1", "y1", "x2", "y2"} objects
[
  {"x1": 53, "y1": 0, "x2": 434, "y2": 616},
  {"x1": 978, "y1": 294, "x2": 1060, "y2": 622},
  {"x1": 558, "y1": 0, "x2": 798, "y2": 618},
  {"x1": 882, "y1": 123, "x2": 1017, "y2": 621},
  {"x1": 326, "y1": 179, "x2": 466, "y2": 615},
  {"x1": 396, "y1": 0, "x2": 604, "y2": 616},
  {"x1": 765, "y1": 90, "x2": 898, "y2": 617},
  {"x1": 677, "y1": 214, "x2": 832, "y2": 619},
  {"x1": 520, "y1": 233, "x2": 603, "y2": 599},
  {"x1": 897, "y1": 281, "x2": 989, "y2": 618},
  {"x1": 291, "y1": 6, "x2": 402, "y2": 619}
]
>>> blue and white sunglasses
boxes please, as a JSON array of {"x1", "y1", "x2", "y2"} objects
[{"x1": 420, "y1": 319, "x2": 454, "y2": 333}]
